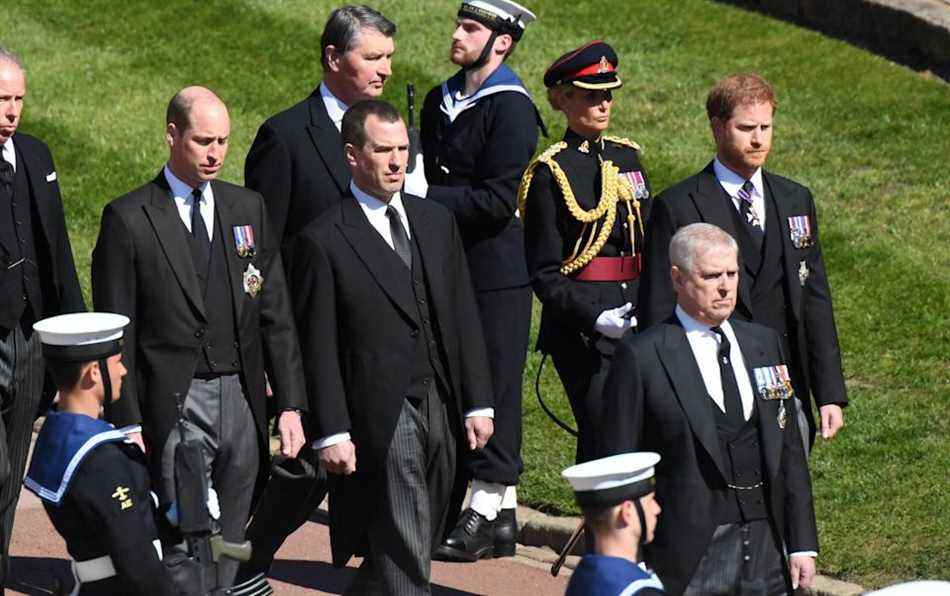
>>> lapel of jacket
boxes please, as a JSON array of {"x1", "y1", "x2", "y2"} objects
[
  {"x1": 142, "y1": 171, "x2": 206, "y2": 321},
  {"x1": 212, "y1": 182, "x2": 246, "y2": 325},
  {"x1": 733, "y1": 322, "x2": 783, "y2": 480},
  {"x1": 763, "y1": 171, "x2": 803, "y2": 321},
  {"x1": 306, "y1": 90, "x2": 350, "y2": 195},
  {"x1": 690, "y1": 162, "x2": 754, "y2": 317},
  {"x1": 337, "y1": 195, "x2": 418, "y2": 323},
  {"x1": 655, "y1": 318, "x2": 729, "y2": 480}
]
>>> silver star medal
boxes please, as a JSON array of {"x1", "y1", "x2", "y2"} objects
[
  {"x1": 243, "y1": 263, "x2": 263, "y2": 298},
  {"x1": 777, "y1": 401, "x2": 787, "y2": 430},
  {"x1": 799, "y1": 261, "x2": 808, "y2": 287}
]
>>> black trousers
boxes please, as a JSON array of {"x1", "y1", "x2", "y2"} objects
[
  {"x1": 0, "y1": 323, "x2": 43, "y2": 587},
  {"x1": 159, "y1": 374, "x2": 259, "y2": 589},
  {"x1": 468, "y1": 285, "x2": 531, "y2": 485},
  {"x1": 549, "y1": 332, "x2": 616, "y2": 465},
  {"x1": 346, "y1": 384, "x2": 456, "y2": 596},
  {"x1": 684, "y1": 519, "x2": 789, "y2": 596}
]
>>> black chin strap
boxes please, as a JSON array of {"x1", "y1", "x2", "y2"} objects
[
  {"x1": 98, "y1": 357, "x2": 113, "y2": 421},
  {"x1": 465, "y1": 30, "x2": 500, "y2": 71},
  {"x1": 633, "y1": 497, "x2": 648, "y2": 550}
]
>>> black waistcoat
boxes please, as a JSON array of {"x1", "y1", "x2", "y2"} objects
[
  {"x1": 186, "y1": 213, "x2": 240, "y2": 376},
  {"x1": 0, "y1": 155, "x2": 42, "y2": 330},
  {"x1": 404, "y1": 236, "x2": 450, "y2": 401},
  {"x1": 714, "y1": 401, "x2": 769, "y2": 524}
]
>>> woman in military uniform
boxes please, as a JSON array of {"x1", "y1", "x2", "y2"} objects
[
  {"x1": 520, "y1": 41, "x2": 652, "y2": 464},
  {"x1": 24, "y1": 313, "x2": 177, "y2": 595}
]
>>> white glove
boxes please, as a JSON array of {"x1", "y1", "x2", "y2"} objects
[
  {"x1": 403, "y1": 154, "x2": 429, "y2": 198},
  {"x1": 594, "y1": 302, "x2": 637, "y2": 339},
  {"x1": 163, "y1": 487, "x2": 221, "y2": 526}
]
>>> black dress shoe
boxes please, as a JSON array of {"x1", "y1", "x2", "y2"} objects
[
  {"x1": 434, "y1": 508, "x2": 494, "y2": 562},
  {"x1": 493, "y1": 508, "x2": 517, "y2": 557}
]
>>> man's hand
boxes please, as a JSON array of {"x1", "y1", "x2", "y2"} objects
[
  {"x1": 594, "y1": 303, "x2": 636, "y2": 339},
  {"x1": 319, "y1": 440, "x2": 357, "y2": 475},
  {"x1": 127, "y1": 431, "x2": 146, "y2": 454},
  {"x1": 819, "y1": 404, "x2": 844, "y2": 440},
  {"x1": 277, "y1": 410, "x2": 306, "y2": 458},
  {"x1": 789, "y1": 554, "x2": 816, "y2": 590},
  {"x1": 465, "y1": 416, "x2": 494, "y2": 451}
]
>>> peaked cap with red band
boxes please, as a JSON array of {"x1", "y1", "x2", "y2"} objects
[{"x1": 543, "y1": 40, "x2": 622, "y2": 90}]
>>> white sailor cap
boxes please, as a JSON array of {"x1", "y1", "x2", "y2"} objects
[
  {"x1": 562, "y1": 452, "x2": 660, "y2": 508},
  {"x1": 867, "y1": 582, "x2": 950, "y2": 596},
  {"x1": 33, "y1": 312, "x2": 130, "y2": 363},
  {"x1": 458, "y1": 0, "x2": 536, "y2": 40}
]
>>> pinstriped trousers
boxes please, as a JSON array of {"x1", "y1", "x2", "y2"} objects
[
  {"x1": 684, "y1": 519, "x2": 789, "y2": 596},
  {"x1": 346, "y1": 384, "x2": 456, "y2": 596},
  {"x1": 0, "y1": 323, "x2": 44, "y2": 586}
]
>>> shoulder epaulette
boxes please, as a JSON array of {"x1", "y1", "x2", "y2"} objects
[
  {"x1": 517, "y1": 141, "x2": 568, "y2": 219},
  {"x1": 604, "y1": 135, "x2": 642, "y2": 152}
]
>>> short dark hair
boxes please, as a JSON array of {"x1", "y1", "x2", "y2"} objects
[
  {"x1": 582, "y1": 502, "x2": 619, "y2": 535},
  {"x1": 321, "y1": 5, "x2": 396, "y2": 70},
  {"x1": 48, "y1": 361, "x2": 86, "y2": 392},
  {"x1": 341, "y1": 99, "x2": 402, "y2": 149},
  {"x1": 166, "y1": 90, "x2": 194, "y2": 132},
  {"x1": 706, "y1": 73, "x2": 777, "y2": 121}
]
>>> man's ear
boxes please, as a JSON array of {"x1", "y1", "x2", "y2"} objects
[
  {"x1": 493, "y1": 33, "x2": 513, "y2": 56},
  {"x1": 81, "y1": 361, "x2": 99, "y2": 391},
  {"x1": 344, "y1": 142, "x2": 358, "y2": 168},
  {"x1": 166, "y1": 123, "x2": 177, "y2": 149},
  {"x1": 671, "y1": 265, "x2": 684, "y2": 291},
  {"x1": 325, "y1": 45, "x2": 342, "y2": 73}
]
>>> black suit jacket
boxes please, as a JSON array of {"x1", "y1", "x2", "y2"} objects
[
  {"x1": 245, "y1": 85, "x2": 350, "y2": 265},
  {"x1": 91, "y1": 172, "x2": 307, "y2": 481},
  {"x1": 0, "y1": 133, "x2": 85, "y2": 329},
  {"x1": 638, "y1": 163, "x2": 847, "y2": 431},
  {"x1": 290, "y1": 193, "x2": 493, "y2": 565},
  {"x1": 600, "y1": 318, "x2": 819, "y2": 596}
]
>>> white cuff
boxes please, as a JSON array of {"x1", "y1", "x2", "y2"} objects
[
  {"x1": 789, "y1": 551, "x2": 817, "y2": 559},
  {"x1": 465, "y1": 407, "x2": 494, "y2": 419},
  {"x1": 312, "y1": 431, "x2": 351, "y2": 450}
]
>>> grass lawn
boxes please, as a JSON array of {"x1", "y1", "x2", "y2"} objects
[{"x1": 7, "y1": 0, "x2": 948, "y2": 588}]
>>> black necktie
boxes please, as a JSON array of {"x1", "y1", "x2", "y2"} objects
[
  {"x1": 736, "y1": 180, "x2": 764, "y2": 250},
  {"x1": 190, "y1": 187, "x2": 211, "y2": 272},
  {"x1": 0, "y1": 146, "x2": 13, "y2": 190},
  {"x1": 712, "y1": 326, "x2": 746, "y2": 426},
  {"x1": 386, "y1": 205, "x2": 412, "y2": 269}
]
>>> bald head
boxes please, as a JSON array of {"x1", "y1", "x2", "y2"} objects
[
  {"x1": 165, "y1": 86, "x2": 230, "y2": 188},
  {"x1": 0, "y1": 51, "x2": 26, "y2": 145}
]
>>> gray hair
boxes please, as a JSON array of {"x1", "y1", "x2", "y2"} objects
[
  {"x1": 0, "y1": 47, "x2": 25, "y2": 72},
  {"x1": 669, "y1": 223, "x2": 738, "y2": 272},
  {"x1": 321, "y1": 5, "x2": 396, "y2": 70}
]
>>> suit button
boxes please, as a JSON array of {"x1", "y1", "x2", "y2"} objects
[
  {"x1": 233, "y1": 341, "x2": 240, "y2": 348},
  {"x1": 231, "y1": 360, "x2": 239, "y2": 367},
  {"x1": 195, "y1": 329, "x2": 206, "y2": 338},
  {"x1": 738, "y1": 498, "x2": 745, "y2": 505},
  {"x1": 410, "y1": 330, "x2": 419, "y2": 338}
]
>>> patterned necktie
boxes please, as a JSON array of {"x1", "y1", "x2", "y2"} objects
[
  {"x1": 386, "y1": 205, "x2": 412, "y2": 269},
  {"x1": 190, "y1": 187, "x2": 211, "y2": 270},
  {"x1": 737, "y1": 179, "x2": 764, "y2": 249},
  {"x1": 712, "y1": 326, "x2": 746, "y2": 426}
]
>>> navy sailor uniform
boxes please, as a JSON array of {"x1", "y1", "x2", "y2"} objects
[{"x1": 566, "y1": 554, "x2": 664, "y2": 596}]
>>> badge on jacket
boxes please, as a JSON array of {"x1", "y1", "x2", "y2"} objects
[
  {"x1": 243, "y1": 263, "x2": 263, "y2": 298},
  {"x1": 788, "y1": 215, "x2": 813, "y2": 248},
  {"x1": 753, "y1": 364, "x2": 794, "y2": 401},
  {"x1": 233, "y1": 225, "x2": 256, "y2": 258},
  {"x1": 799, "y1": 260, "x2": 809, "y2": 287},
  {"x1": 619, "y1": 170, "x2": 649, "y2": 199}
]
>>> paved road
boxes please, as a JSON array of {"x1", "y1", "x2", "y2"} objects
[{"x1": 7, "y1": 486, "x2": 571, "y2": 595}]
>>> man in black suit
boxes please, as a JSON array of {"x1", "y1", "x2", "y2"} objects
[
  {"x1": 240, "y1": 7, "x2": 396, "y2": 576},
  {"x1": 414, "y1": 0, "x2": 542, "y2": 561},
  {"x1": 602, "y1": 223, "x2": 818, "y2": 595},
  {"x1": 291, "y1": 100, "x2": 494, "y2": 594},
  {"x1": 91, "y1": 86, "x2": 307, "y2": 590},
  {"x1": 0, "y1": 48, "x2": 85, "y2": 585},
  {"x1": 638, "y1": 73, "x2": 846, "y2": 451}
]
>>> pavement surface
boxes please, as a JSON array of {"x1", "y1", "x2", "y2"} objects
[{"x1": 6, "y1": 485, "x2": 571, "y2": 595}]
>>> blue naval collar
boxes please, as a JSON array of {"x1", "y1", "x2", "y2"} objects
[
  {"x1": 566, "y1": 554, "x2": 665, "y2": 596},
  {"x1": 24, "y1": 411, "x2": 140, "y2": 505},
  {"x1": 440, "y1": 63, "x2": 531, "y2": 123}
]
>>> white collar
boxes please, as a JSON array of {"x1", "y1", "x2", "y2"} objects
[
  {"x1": 320, "y1": 82, "x2": 349, "y2": 131},
  {"x1": 163, "y1": 164, "x2": 211, "y2": 202},
  {"x1": 713, "y1": 157, "x2": 763, "y2": 198},
  {"x1": 351, "y1": 181, "x2": 408, "y2": 221},
  {"x1": 1, "y1": 137, "x2": 15, "y2": 171},
  {"x1": 675, "y1": 304, "x2": 734, "y2": 339}
]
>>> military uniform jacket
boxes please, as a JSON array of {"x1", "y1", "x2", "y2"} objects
[
  {"x1": 91, "y1": 172, "x2": 307, "y2": 484},
  {"x1": 25, "y1": 411, "x2": 176, "y2": 595},
  {"x1": 637, "y1": 162, "x2": 847, "y2": 431},
  {"x1": 421, "y1": 64, "x2": 540, "y2": 291},
  {"x1": 522, "y1": 129, "x2": 652, "y2": 353},
  {"x1": 566, "y1": 555, "x2": 664, "y2": 596},
  {"x1": 599, "y1": 318, "x2": 819, "y2": 596}
]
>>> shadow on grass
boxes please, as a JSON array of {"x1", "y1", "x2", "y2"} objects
[
  {"x1": 269, "y1": 558, "x2": 480, "y2": 595},
  {"x1": 7, "y1": 556, "x2": 72, "y2": 595}
]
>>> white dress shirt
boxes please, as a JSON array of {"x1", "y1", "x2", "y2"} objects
[
  {"x1": 163, "y1": 165, "x2": 214, "y2": 240},
  {"x1": 1, "y1": 137, "x2": 16, "y2": 171},
  {"x1": 320, "y1": 82, "x2": 348, "y2": 133},
  {"x1": 714, "y1": 157, "x2": 766, "y2": 231},
  {"x1": 676, "y1": 305, "x2": 754, "y2": 420},
  {"x1": 313, "y1": 184, "x2": 492, "y2": 451}
]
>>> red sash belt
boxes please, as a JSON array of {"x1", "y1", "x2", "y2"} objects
[{"x1": 572, "y1": 256, "x2": 641, "y2": 282}]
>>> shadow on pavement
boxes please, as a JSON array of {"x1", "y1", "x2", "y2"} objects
[
  {"x1": 269, "y1": 559, "x2": 481, "y2": 595},
  {"x1": 7, "y1": 556, "x2": 72, "y2": 595}
]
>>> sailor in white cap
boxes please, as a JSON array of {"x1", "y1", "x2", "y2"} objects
[
  {"x1": 562, "y1": 452, "x2": 665, "y2": 596},
  {"x1": 24, "y1": 312, "x2": 177, "y2": 594},
  {"x1": 418, "y1": 0, "x2": 547, "y2": 563}
]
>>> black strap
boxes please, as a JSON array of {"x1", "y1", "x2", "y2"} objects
[
  {"x1": 99, "y1": 357, "x2": 113, "y2": 422},
  {"x1": 534, "y1": 353, "x2": 578, "y2": 437},
  {"x1": 386, "y1": 205, "x2": 412, "y2": 269}
]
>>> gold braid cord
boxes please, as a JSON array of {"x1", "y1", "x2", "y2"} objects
[{"x1": 604, "y1": 135, "x2": 642, "y2": 152}]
